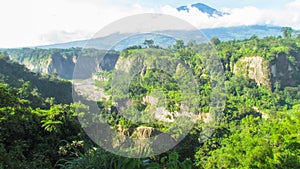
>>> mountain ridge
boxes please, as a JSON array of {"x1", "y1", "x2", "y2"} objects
[
  {"x1": 33, "y1": 25, "x2": 283, "y2": 50},
  {"x1": 177, "y1": 3, "x2": 225, "y2": 16}
]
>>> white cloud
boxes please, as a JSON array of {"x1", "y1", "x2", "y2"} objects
[
  {"x1": 0, "y1": 0, "x2": 152, "y2": 48},
  {"x1": 40, "y1": 30, "x2": 92, "y2": 44},
  {"x1": 1, "y1": 0, "x2": 300, "y2": 48},
  {"x1": 159, "y1": 3, "x2": 300, "y2": 29}
]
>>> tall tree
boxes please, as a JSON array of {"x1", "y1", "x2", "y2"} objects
[
  {"x1": 174, "y1": 40, "x2": 185, "y2": 50},
  {"x1": 210, "y1": 37, "x2": 221, "y2": 46},
  {"x1": 143, "y1": 39, "x2": 154, "y2": 48},
  {"x1": 281, "y1": 27, "x2": 293, "y2": 38}
]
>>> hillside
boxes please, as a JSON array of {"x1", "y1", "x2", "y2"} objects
[
  {"x1": 3, "y1": 30, "x2": 300, "y2": 90},
  {"x1": 1, "y1": 34, "x2": 300, "y2": 168},
  {"x1": 0, "y1": 54, "x2": 72, "y2": 104},
  {"x1": 2, "y1": 0, "x2": 300, "y2": 168},
  {"x1": 220, "y1": 36, "x2": 300, "y2": 89},
  {"x1": 71, "y1": 35, "x2": 300, "y2": 167}
]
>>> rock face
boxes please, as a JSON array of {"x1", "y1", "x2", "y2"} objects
[
  {"x1": 47, "y1": 55, "x2": 76, "y2": 79},
  {"x1": 6, "y1": 48, "x2": 119, "y2": 79},
  {"x1": 270, "y1": 53, "x2": 300, "y2": 88},
  {"x1": 234, "y1": 56, "x2": 271, "y2": 89},
  {"x1": 132, "y1": 126, "x2": 154, "y2": 139},
  {"x1": 6, "y1": 48, "x2": 300, "y2": 89},
  {"x1": 233, "y1": 55, "x2": 300, "y2": 89}
]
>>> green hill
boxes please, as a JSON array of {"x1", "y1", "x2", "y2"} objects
[
  {"x1": 0, "y1": 53, "x2": 72, "y2": 104},
  {"x1": 1, "y1": 33, "x2": 300, "y2": 168}
]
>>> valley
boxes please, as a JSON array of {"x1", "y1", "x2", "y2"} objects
[
  {"x1": 1, "y1": 1, "x2": 300, "y2": 168},
  {"x1": 1, "y1": 30, "x2": 300, "y2": 168}
]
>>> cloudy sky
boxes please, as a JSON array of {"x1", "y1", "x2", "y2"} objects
[{"x1": 0, "y1": 0, "x2": 299, "y2": 48}]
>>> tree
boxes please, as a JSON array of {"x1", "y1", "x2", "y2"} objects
[
  {"x1": 0, "y1": 52, "x2": 9, "y2": 60},
  {"x1": 281, "y1": 27, "x2": 293, "y2": 38},
  {"x1": 143, "y1": 39, "x2": 154, "y2": 48},
  {"x1": 187, "y1": 40, "x2": 196, "y2": 47},
  {"x1": 196, "y1": 112, "x2": 300, "y2": 169},
  {"x1": 174, "y1": 40, "x2": 185, "y2": 50},
  {"x1": 210, "y1": 37, "x2": 221, "y2": 46}
]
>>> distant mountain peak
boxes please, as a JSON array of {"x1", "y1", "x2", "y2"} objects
[{"x1": 177, "y1": 3, "x2": 225, "y2": 16}]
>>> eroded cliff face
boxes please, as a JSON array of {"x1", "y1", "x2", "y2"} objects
[
  {"x1": 8, "y1": 49, "x2": 119, "y2": 79},
  {"x1": 11, "y1": 55, "x2": 76, "y2": 79},
  {"x1": 72, "y1": 53, "x2": 119, "y2": 79},
  {"x1": 233, "y1": 54, "x2": 300, "y2": 89},
  {"x1": 47, "y1": 55, "x2": 76, "y2": 79},
  {"x1": 270, "y1": 53, "x2": 300, "y2": 88},
  {"x1": 233, "y1": 56, "x2": 271, "y2": 89},
  {"x1": 7, "y1": 48, "x2": 300, "y2": 88}
]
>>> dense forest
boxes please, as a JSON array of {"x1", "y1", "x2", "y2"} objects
[{"x1": 1, "y1": 30, "x2": 300, "y2": 168}]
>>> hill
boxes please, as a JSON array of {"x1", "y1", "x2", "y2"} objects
[
  {"x1": 1, "y1": 33, "x2": 300, "y2": 168},
  {"x1": 0, "y1": 53, "x2": 72, "y2": 104}
]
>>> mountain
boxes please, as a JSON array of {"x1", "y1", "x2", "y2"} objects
[
  {"x1": 4, "y1": 31, "x2": 300, "y2": 91},
  {"x1": 31, "y1": 3, "x2": 283, "y2": 50},
  {"x1": 177, "y1": 3, "x2": 225, "y2": 16},
  {"x1": 35, "y1": 25, "x2": 283, "y2": 50},
  {"x1": 37, "y1": 33, "x2": 177, "y2": 51}
]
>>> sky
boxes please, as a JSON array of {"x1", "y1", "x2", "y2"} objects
[
  {"x1": 117, "y1": 0, "x2": 293, "y2": 9},
  {"x1": 0, "y1": 0, "x2": 299, "y2": 48}
]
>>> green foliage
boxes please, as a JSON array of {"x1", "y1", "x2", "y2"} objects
[
  {"x1": 58, "y1": 148, "x2": 193, "y2": 169},
  {"x1": 0, "y1": 57, "x2": 72, "y2": 104},
  {"x1": 2, "y1": 34, "x2": 300, "y2": 168},
  {"x1": 0, "y1": 81, "x2": 85, "y2": 168},
  {"x1": 196, "y1": 112, "x2": 300, "y2": 169},
  {"x1": 281, "y1": 27, "x2": 293, "y2": 38},
  {"x1": 210, "y1": 37, "x2": 221, "y2": 46}
]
